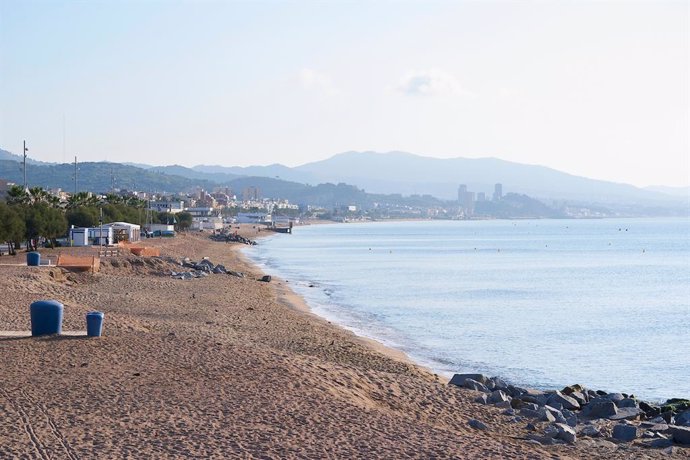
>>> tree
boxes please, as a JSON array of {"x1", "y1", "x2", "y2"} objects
[
  {"x1": 175, "y1": 212, "x2": 193, "y2": 232},
  {"x1": 0, "y1": 202, "x2": 25, "y2": 255},
  {"x1": 66, "y1": 207, "x2": 100, "y2": 228}
]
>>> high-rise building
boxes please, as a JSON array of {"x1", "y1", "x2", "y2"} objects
[
  {"x1": 457, "y1": 184, "x2": 475, "y2": 215},
  {"x1": 493, "y1": 183, "x2": 503, "y2": 201},
  {"x1": 477, "y1": 192, "x2": 486, "y2": 202}
]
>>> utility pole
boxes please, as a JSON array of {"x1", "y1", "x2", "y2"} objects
[
  {"x1": 73, "y1": 156, "x2": 78, "y2": 195},
  {"x1": 23, "y1": 140, "x2": 28, "y2": 190}
]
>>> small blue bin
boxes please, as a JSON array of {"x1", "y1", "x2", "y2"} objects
[
  {"x1": 86, "y1": 311, "x2": 104, "y2": 337},
  {"x1": 30, "y1": 300, "x2": 63, "y2": 336},
  {"x1": 27, "y1": 252, "x2": 40, "y2": 266}
]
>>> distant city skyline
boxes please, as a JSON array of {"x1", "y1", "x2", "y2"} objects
[{"x1": 0, "y1": 1, "x2": 688, "y2": 188}]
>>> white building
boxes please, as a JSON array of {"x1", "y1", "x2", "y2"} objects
[
  {"x1": 236, "y1": 212, "x2": 271, "y2": 224},
  {"x1": 103, "y1": 222, "x2": 141, "y2": 243},
  {"x1": 149, "y1": 201, "x2": 185, "y2": 214},
  {"x1": 69, "y1": 227, "x2": 114, "y2": 246}
]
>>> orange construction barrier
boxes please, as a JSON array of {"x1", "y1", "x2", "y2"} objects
[{"x1": 57, "y1": 254, "x2": 100, "y2": 273}]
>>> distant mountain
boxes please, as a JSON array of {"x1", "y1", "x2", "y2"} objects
[
  {"x1": 148, "y1": 165, "x2": 241, "y2": 183},
  {"x1": 644, "y1": 185, "x2": 690, "y2": 198},
  {"x1": 0, "y1": 160, "x2": 216, "y2": 194},
  {"x1": 291, "y1": 151, "x2": 683, "y2": 206},
  {"x1": 193, "y1": 163, "x2": 317, "y2": 184},
  {"x1": 0, "y1": 148, "x2": 54, "y2": 166}
]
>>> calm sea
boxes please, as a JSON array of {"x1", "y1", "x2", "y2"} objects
[{"x1": 243, "y1": 218, "x2": 690, "y2": 402}]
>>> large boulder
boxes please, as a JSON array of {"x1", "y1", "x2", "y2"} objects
[
  {"x1": 488, "y1": 390, "x2": 511, "y2": 404},
  {"x1": 490, "y1": 377, "x2": 510, "y2": 392},
  {"x1": 541, "y1": 406, "x2": 567, "y2": 424},
  {"x1": 580, "y1": 424, "x2": 602, "y2": 438},
  {"x1": 554, "y1": 423, "x2": 577, "y2": 444},
  {"x1": 675, "y1": 409, "x2": 690, "y2": 427},
  {"x1": 616, "y1": 398, "x2": 638, "y2": 408},
  {"x1": 669, "y1": 426, "x2": 690, "y2": 445},
  {"x1": 449, "y1": 373, "x2": 490, "y2": 387},
  {"x1": 608, "y1": 407, "x2": 641, "y2": 421},
  {"x1": 612, "y1": 424, "x2": 637, "y2": 442},
  {"x1": 463, "y1": 378, "x2": 490, "y2": 393},
  {"x1": 583, "y1": 398, "x2": 618, "y2": 418},
  {"x1": 548, "y1": 391, "x2": 581, "y2": 411}
]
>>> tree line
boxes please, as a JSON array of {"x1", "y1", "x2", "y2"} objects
[{"x1": 0, "y1": 186, "x2": 192, "y2": 255}]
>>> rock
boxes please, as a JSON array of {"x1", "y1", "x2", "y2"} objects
[
  {"x1": 258, "y1": 275, "x2": 272, "y2": 282},
  {"x1": 212, "y1": 264, "x2": 227, "y2": 274},
  {"x1": 449, "y1": 373, "x2": 490, "y2": 387},
  {"x1": 520, "y1": 408, "x2": 541, "y2": 419},
  {"x1": 583, "y1": 398, "x2": 618, "y2": 418},
  {"x1": 675, "y1": 409, "x2": 690, "y2": 427},
  {"x1": 660, "y1": 411, "x2": 675, "y2": 424},
  {"x1": 669, "y1": 426, "x2": 690, "y2": 445},
  {"x1": 612, "y1": 424, "x2": 637, "y2": 442},
  {"x1": 562, "y1": 384, "x2": 586, "y2": 395},
  {"x1": 490, "y1": 377, "x2": 510, "y2": 392},
  {"x1": 661, "y1": 398, "x2": 690, "y2": 413},
  {"x1": 639, "y1": 401, "x2": 661, "y2": 417},
  {"x1": 468, "y1": 419, "x2": 489, "y2": 430},
  {"x1": 562, "y1": 409, "x2": 578, "y2": 427},
  {"x1": 474, "y1": 394, "x2": 488, "y2": 405},
  {"x1": 488, "y1": 390, "x2": 511, "y2": 404},
  {"x1": 606, "y1": 393, "x2": 625, "y2": 403},
  {"x1": 617, "y1": 398, "x2": 637, "y2": 408},
  {"x1": 462, "y1": 378, "x2": 490, "y2": 393},
  {"x1": 493, "y1": 400, "x2": 512, "y2": 409},
  {"x1": 569, "y1": 391, "x2": 588, "y2": 406},
  {"x1": 548, "y1": 391, "x2": 580, "y2": 411},
  {"x1": 510, "y1": 398, "x2": 525, "y2": 409},
  {"x1": 501, "y1": 408, "x2": 516, "y2": 416},
  {"x1": 608, "y1": 407, "x2": 642, "y2": 421},
  {"x1": 541, "y1": 406, "x2": 567, "y2": 424},
  {"x1": 649, "y1": 438, "x2": 673, "y2": 448},
  {"x1": 580, "y1": 424, "x2": 602, "y2": 438},
  {"x1": 543, "y1": 424, "x2": 560, "y2": 439},
  {"x1": 227, "y1": 270, "x2": 245, "y2": 278},
  {"x1": 554, "y1": 423, "x2": 577, "y2": 444},
  {"x1": 521, "y1": 389, "x2": 549, "y2": 406},
  {"x1": 525, "y1": 422, "x2": 537, "y2": 431},
  {"x1": 649, "y1": 416, "x2": 666, "y2": 424},
  {"x1": 539, "y1": 408, "x2": 556, "y2": 423}
]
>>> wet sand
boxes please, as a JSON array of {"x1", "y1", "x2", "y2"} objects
[{"x1": 0, "y1": 231, "x2": 678, "y2": 458}]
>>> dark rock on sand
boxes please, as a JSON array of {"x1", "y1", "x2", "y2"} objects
[
  {"x1": 612, "y1": 424, "x2": 637, "y2": 442},
  {"x1": 468, "y1": 419, "x2": 489, "y2": 430},
  {"x1": 547, "y1": 391, "x2": 580, "y2": 411},
  {"x1": 583, "y1": 398, "x2": 618, "y2": 418},
  {"x1": 554, "y1": 423, "x2": 577, "y2": 444},
  {"x1": 463, "y1": 378, "x2": 490, "y2": 393},
  {"x1": 675, "y1": 409, "x2": 690, "y2": 427},
  {"x1": 449, "y1": 373, "x2": 489, "y2": 387},
  {"x1": 669, "y1": 426, "x2": 690, "y2": 445}
]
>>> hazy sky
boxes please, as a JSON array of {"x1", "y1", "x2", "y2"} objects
[{"x1": 1, "y1": 0, "x2": 688, "y2": 187}]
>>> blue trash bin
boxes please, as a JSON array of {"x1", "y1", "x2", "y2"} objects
[
  {"x1": 30, "y1": 300, "x2": 63, "y2": 336},
  {"x1": 27, "y1": 252, "x2": 41, "y2": 266},
  {"x1": 86, "y1": 311, "x2": 104, "y2": 337}
]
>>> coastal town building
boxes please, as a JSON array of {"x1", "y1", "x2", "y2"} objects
[{"x1": 493, "y1": 183, "x2": 503, "y2": 201}]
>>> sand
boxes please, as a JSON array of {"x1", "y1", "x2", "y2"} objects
[{"x1": 0, "y1": 231, "x2": 683, "y2": 459}]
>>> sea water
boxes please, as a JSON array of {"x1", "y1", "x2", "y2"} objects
[{"x1": 243, "y1": 218, "x2": 690, "y2": 402}]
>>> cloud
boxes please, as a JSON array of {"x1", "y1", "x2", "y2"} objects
[
  {"x1": 397, "y1": 69, "x2": 473, "y2": 97},
  {"x1": 299, "y1": 68, "x2": 340, "y2": 96}
]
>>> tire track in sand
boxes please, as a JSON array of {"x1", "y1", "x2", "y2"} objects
[
  {"x1": 20, "y1": 389, "x2": 80, "y2": 460},
  {"x1": 2, "y1": 387, "x2": 49, "y2": 460}
]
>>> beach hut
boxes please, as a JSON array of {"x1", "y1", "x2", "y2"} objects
[{"x1": 103, "y1": 222, "x2": 141, "y2": 243}]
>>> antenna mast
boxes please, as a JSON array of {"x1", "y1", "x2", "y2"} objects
[
  {"x1": 23, "y1": 140, "x2": 28, "y2": 189},
  {"x1": 73, "y1": 156, "x2": 78, "y2": 195}
]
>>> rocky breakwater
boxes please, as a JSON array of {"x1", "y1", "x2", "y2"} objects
[{"x1": 449, "y1": 373, "x2": 690, "y2": 451}]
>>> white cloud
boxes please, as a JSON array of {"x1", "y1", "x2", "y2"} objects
[
  {"x1": 299, "y1": 68, "x2": 340, "y2": 96},
  {"x1": 397, "y1": 69, "x2": 473, "y2": 97}
]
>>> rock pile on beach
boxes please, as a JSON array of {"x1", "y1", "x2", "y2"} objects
[
  {"x1": 449, "y1": 373, "x2": 690, "y2": 449},
  {"x1": 209, "y1": 232, "x2": 256, "y2": 245},
  {"x1": 169, "y1": 257, "x2": 245, "y2": 280}
]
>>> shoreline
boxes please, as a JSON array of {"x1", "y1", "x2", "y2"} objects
[
  {"x1": 231, "y1": 242, "x2": 430, "y2": 377},
  {"x1": 236, "y1": 221, "x2": 688, "y2": 406}
]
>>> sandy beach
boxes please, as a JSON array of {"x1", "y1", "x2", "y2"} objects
[{"x1": 0, "y1": 230, "x2": 683, "y2": 459}]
